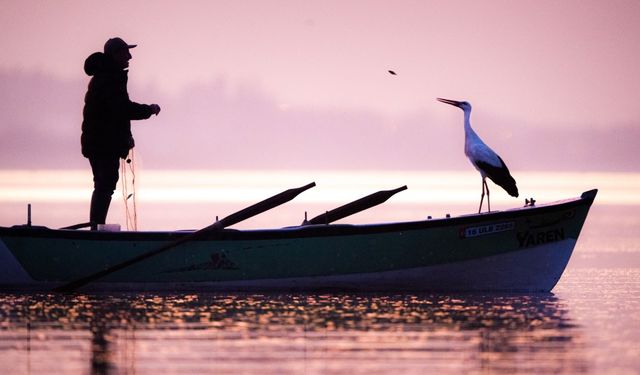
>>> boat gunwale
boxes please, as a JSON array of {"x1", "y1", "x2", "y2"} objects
[{"x1": 0, "y1": 189, "x2": 597, "y2": 242}]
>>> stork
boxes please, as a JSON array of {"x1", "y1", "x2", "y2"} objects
[{"x1": 437, "y1": 98, "x2": 519, "y2": 213}]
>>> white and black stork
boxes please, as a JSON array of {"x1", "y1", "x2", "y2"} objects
[{"x1": 437, "y1": 98, "x2": 519, "y2": 213}]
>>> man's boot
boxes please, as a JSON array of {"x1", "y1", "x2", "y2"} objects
[{"x1": 90, "y1": 190, "x2": 112, "y2": 230}]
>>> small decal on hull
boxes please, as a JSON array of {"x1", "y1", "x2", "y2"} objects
[
  {"x1": 460, "y1": 221, "x2": 515, "y2": 238},
  {"x1": 161, "y1": 251, "x2": 238, "y2": 274}
]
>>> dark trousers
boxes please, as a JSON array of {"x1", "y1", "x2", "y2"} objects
[{"x1": 89, "y1": 155, "x2": 120, "y2": 228}]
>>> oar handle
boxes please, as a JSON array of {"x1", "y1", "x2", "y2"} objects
[
  {"x1": 54, "y1": 182, "x2": 316, "y2": 293},
  {"x1": 305, "y1": 185, "x2": 407, "y2": 225}
]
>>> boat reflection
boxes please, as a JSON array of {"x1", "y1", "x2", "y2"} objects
[{"x1": 0, "y1": 293, "x2": 587, "y2": 374}]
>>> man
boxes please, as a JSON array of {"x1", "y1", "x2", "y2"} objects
[{"x1": 81, "y1": 37, "x2": 161, "y2": 229}]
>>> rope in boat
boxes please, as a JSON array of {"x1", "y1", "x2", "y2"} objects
[{"x1": 121, "y1": 150, "x2": 138, "y2": 231}]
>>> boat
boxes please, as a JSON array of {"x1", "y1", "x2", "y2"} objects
[{"x1": 0, "y1": 186, "x2": 597, "y2": 293}]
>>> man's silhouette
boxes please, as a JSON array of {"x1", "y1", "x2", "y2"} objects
[{"x1": 81, "y1": 37, "x2": 161, "y2": 229}]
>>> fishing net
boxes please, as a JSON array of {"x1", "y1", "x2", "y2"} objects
[{"x1": 121, "y1": 150, "x2": 138, "y2": 231}]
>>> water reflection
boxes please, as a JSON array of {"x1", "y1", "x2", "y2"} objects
[{"x1": 0, "y1": 293, "x2": 586, "y2": 374}]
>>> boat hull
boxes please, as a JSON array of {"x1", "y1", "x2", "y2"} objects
[{"x1": 0, "y1": 190, "x2": 597, "y2": 292}]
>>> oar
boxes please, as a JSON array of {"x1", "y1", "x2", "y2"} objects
[
  {"x1": 55, "y1": 182, "x2": 316, "y2": 292},
  {"x1": 60, "y1": 222, "x2": 92, "y2": 230},
  {"x1": 303, "y1": 185, "x2": 407, "y2": 225}
]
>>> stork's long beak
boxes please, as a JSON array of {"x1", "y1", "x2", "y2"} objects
[{"x1": 437, "y1": 98, "x2": 462, "y2": 107}]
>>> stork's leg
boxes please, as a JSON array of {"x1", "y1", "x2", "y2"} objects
[
  {"x1": 485, "y1": 180, "x2": 491, "y2": 212},
  {"x1": 478, "y1": 178, "x2": 485, "y2": 213}
]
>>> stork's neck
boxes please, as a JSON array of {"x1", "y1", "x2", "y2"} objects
[
  {"x1": 462, "y1": 108, "x2": 480, "y2": 157},
  {"x1": 462, "y1": 109, "x2": 475, "y2": 137},
  {"x1": 463, "y1": 109, "x2": 472, "y2": 131}
]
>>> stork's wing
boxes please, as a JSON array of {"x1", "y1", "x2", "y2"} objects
[{"x1": 475, "y1": 156, "x2": 519, "y2": 197}]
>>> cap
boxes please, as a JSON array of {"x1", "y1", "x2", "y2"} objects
[{"x1": 104, "y1": 37, "x2": 137, "y2": 56}]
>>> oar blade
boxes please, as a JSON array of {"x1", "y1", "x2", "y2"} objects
[
  {"x1": 213, "y1": 182, "x2": 316, "y2": 229},
  {"x1": 59, "y1": 222, "x2": 92, "y2": 230},
  {"x1": 305, "y1": 185, "x2": 407, "y2": 225}
]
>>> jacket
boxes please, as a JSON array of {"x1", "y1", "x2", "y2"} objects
[{"x1": 81, "y1": 52, "x2": 154, "y2": 158}]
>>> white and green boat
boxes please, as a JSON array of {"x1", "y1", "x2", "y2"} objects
[{"x1": 0, "y1": 184, "x2": 597, "y2": 293}]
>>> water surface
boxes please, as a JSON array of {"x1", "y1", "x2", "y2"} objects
[{"x1": 1, "y1": 267, "x2": 638, "y2": 375}]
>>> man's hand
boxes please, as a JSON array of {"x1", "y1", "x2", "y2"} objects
[{"x1": 150, "y1": 104, "x2": 161, "y2": 116}]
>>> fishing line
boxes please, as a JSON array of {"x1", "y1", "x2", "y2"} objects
[{"x1": 121, "y1": 150, "x2": 138, "y2": 231}]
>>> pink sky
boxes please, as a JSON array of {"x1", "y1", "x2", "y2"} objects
[{"x1": 1, "y1": 0, "x2": 639, "y2": 171}]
